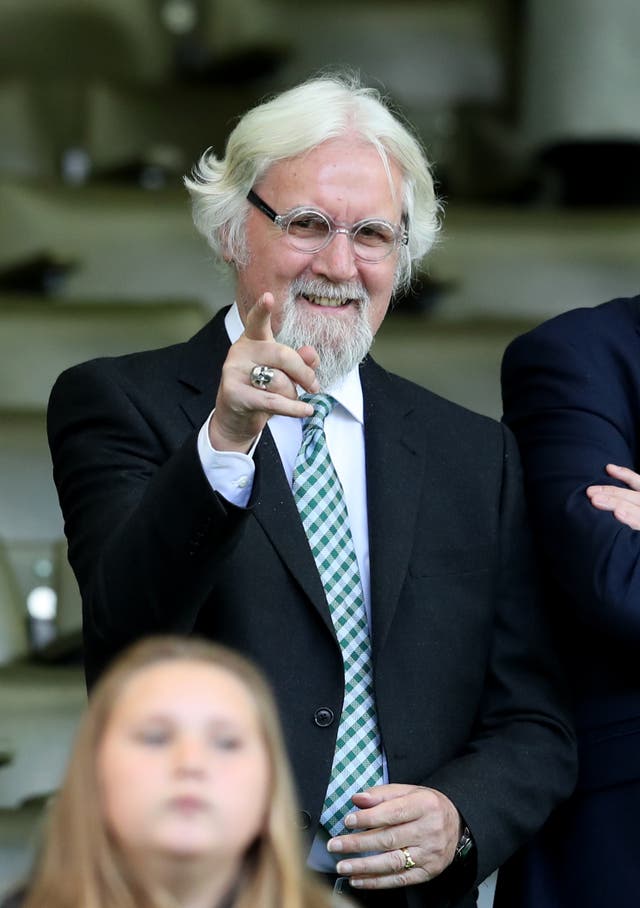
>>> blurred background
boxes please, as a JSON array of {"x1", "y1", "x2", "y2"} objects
[{"x1": 1, "y1": 0, "x2": 639, "y2": 900}]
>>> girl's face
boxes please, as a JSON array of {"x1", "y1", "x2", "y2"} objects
[{"x1": 97, "y1": 661, "x2": 270, "y2": 871}]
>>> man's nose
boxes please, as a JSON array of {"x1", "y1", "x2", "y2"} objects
[{"x1": 310, "y1": 230, "x2": 359, "y2": 282}]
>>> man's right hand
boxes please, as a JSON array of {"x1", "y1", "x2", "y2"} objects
[
  {"x1": 209, "y1": 292, "x2": 320, "y2": 453},
  {"x1": 587, "y1": 463, "x2": 640, "y2": 530}
]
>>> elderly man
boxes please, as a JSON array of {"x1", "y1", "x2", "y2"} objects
[{"x1": 48, "y1": 74, "x2": 576, "y2": 908}]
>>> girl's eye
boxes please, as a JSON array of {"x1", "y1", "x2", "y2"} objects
[
  {"x1": 212, "y1": 735, "x2": 243, "y2": 751},
  {"x1": 135, "y1": 729, "x2": 170, "y2": 746}
]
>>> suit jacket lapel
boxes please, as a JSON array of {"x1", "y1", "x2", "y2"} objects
[
  {"x1": 175, "y1": 309, "x2": 335, "y2": 636},
  {"x1": 252, "y1": 432, "x2": 336, "y2": 637},
  {"x1": 177, "y1": 308, "x2": 231, "y2": 429},
  {"x1": 362, "y1": 359, "x2": 428, "y2": 656}
]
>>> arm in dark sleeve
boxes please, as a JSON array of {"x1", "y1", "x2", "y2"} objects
[
  {"x1": 47, "y1": 358, "x2": 251, "y2": 685},
  {"x1": 502, "y1": 307, "x2": 640, "y2": 643}
]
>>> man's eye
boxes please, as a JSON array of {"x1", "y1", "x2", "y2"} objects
[
  {"x1": 356, "y1": 223, "x2": 394, "y2": 245},
  {"x1": 289, "y1": 215, "x2": 328, "y2": 235}
]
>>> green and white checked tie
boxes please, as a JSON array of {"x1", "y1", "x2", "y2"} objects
[{"x1": 292, "y1": 393, "x2": 384, "y2": 837}]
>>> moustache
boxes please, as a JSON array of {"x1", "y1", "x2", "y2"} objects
[{"x1": 289, "y1": 277, "x2": 370, "y2": 306}]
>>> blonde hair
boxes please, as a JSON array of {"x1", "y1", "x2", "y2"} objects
[
  {"x1": 21, "y1": 636, "x2": 334, "y2": 908},
  {"x1": 184, "y1": 70, "x2": 440, "y2": 292}
]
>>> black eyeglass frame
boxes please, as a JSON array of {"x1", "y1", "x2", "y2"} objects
[{"x1": 246, "y1": 189, "x2": 409, "y2": 261}]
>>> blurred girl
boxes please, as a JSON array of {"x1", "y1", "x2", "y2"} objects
[{"x1": 11, "y1": 636, "x2": 336, "y2": 908}]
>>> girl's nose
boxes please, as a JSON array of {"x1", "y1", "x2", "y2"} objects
[{"x1": 173, "y1": 734, "x2": 206, "y2": 774}]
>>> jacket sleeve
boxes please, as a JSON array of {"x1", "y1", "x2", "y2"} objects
[{"x1": 501, "y1": 309, "x2": 640, "y2": 644}]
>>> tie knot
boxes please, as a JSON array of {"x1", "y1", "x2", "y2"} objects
[{"x1": 300, "y1": 393, "x2": 335, "y2": 433}]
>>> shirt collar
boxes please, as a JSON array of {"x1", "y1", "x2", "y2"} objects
[
  {"x1": 225, "y1": 302, "x2": 244, "y2": 343},
  {"x1": 224, "y1": 301, "x2": 364, "y2": 425}
]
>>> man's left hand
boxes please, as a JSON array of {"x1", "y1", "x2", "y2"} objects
[{"x1": 327, "y1": 784, "x2": 461, "y2": 890}]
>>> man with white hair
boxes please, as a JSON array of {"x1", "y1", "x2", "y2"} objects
[{"x1": 48, "y1": 73, "x2": 576, "y2": 908}]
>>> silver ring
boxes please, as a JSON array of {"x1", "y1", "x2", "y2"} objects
[
  {"x1": 249, "y1": 364, "x2": 275, "y2": 389},
  {"x1": 401, "y1": 847, "x2": 416, "y2": 870}
]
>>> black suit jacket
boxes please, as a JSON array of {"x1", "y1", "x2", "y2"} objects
[
  {"x1": 496, "y1": 296, "x2": 640, "y2": 908},
  {"x1": 48, "y1": 307, "x2": 576, "y2": 907}
]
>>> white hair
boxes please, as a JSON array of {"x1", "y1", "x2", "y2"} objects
[{"x1": 184, "y1": 72, "x2": 441, "y2": 293}]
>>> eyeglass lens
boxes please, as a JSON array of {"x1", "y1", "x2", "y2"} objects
[{"x1": 286, "y1": 211, "x2": 397, "y2": 261}]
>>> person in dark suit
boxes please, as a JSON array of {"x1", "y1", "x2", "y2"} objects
[
  {"x1": 47, "y1": 73, "x2": 576, "y2": 908},
  {"x1": 497, "y1": 295, "x2": 640, "y2": 908}
]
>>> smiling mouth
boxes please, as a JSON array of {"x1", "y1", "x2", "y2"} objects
[{"x1": 301, "y1": 293, "x2": 355, "y2": 308}]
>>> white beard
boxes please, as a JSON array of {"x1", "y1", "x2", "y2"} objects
[{"x1": 275, "y1": 278, "x2": 374, "y2": 390}]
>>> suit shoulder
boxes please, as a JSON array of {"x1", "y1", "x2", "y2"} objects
[
  {"x1": 506, "y1": 294, "x2": 640, "y2": 359},
  {"x1": 50, "y1": 310, "x2": 224, "y2": 400},
  {"x1": 53, "y1": 338, "x2": 185, "y2": 387},
  {"x1": 47, "y1": 344, "x2": 184, "y2": 424}
]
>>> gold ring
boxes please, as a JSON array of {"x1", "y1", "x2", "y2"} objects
[{"x1": 401, "y1": 847, "x2": 416, "y2": 870}]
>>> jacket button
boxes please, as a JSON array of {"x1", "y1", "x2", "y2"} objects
[
  {"x1": 298, "y1": 810, "x2": 311, "y2": 830},
  {"x1": 314, "y1": 707, "x2": 334, "y2": 727}
]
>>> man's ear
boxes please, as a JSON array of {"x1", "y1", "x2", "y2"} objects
[{"x1": 219, "y1": 225, "x2": 233, "y2": 262}]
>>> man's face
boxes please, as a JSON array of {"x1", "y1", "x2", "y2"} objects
[{"x1": 235, "y1": 137, "x2": 405, "y2": 378}]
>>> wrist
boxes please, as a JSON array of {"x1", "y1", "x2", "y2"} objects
[{"x1": 208, "y1": 412, "x2": 258, "y2": 454}]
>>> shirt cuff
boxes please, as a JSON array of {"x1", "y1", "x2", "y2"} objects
[{"x1": 197, "y1": 411, "x2": 257, "y2": 508}]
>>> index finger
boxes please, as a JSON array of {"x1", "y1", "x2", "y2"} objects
[
  {"x1": 605, "y1": 463, "x2": 640, "y2": 491},
  {"x1": 243, "y1": 292, "x2": 276, "y2": 342},
  {"x1": 351, "y1": 784, "x2": 421, "y2": 809},
  {"x1": 345, "y1": 786, "x2": 430, "y2": 830}
]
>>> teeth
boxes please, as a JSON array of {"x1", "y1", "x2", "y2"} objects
[{"x1": 305, "y1": 294, "x2": 348, "y2": 307}]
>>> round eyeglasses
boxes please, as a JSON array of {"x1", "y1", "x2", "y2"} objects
[{"x1": 247, "y1": 189, "x2": 408, "y2": 263}]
